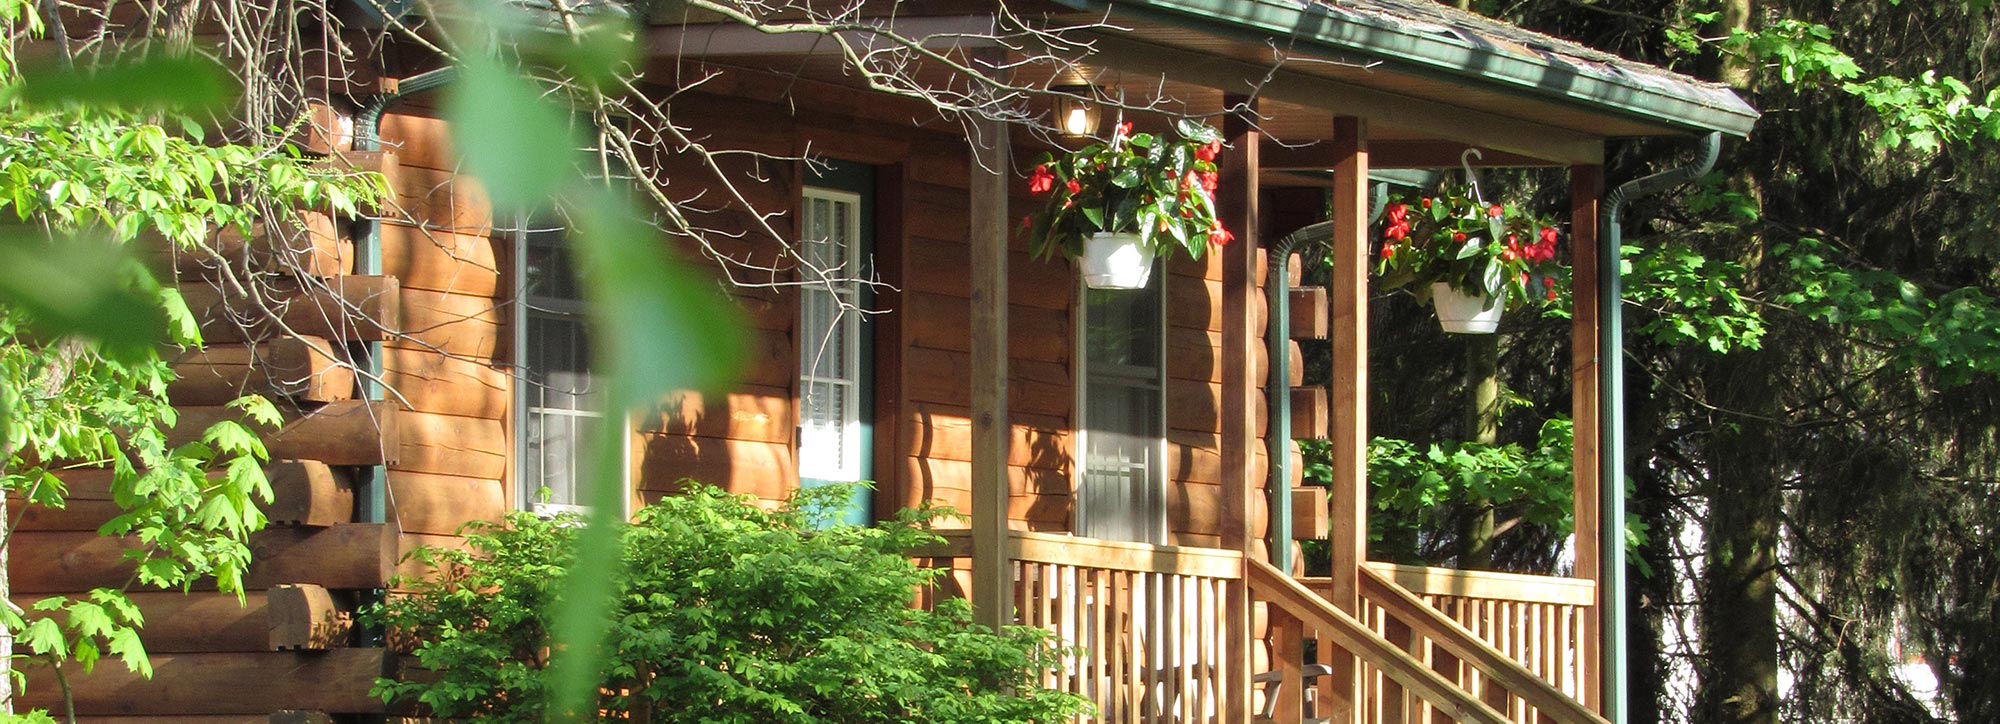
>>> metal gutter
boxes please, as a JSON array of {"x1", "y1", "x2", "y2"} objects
[
  {"x1": 1106, "y1": 0, "x2": 1758, "y2": 138},
  {"x1": 1596, "y1": 131, "x2": 1721, "y2": 723},
  {"x1": 351, "y1": 66, "x2": 459, "y2": 526},
  {"x1": 1266, "y1": 181, "x2": 1397, "y2": 567}
]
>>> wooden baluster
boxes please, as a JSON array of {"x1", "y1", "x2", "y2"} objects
[
  {"x1": 1432, "y1": 598, "x2": 1465, "y2": 724},
  {"x1": 1382, "y1": 612, "x2": 1412, "y2": 724},
  {"x1": 1109, "y1": 570, "x2": 1127, "y2": 723},
  {"x1": 1272, "y1": 608, "x2": 1305, "y2": 724},
  {"x1": 1481, "y1": 600, "x2": 1511, "y2": 718}
]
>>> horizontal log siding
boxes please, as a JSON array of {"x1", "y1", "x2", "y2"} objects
[{"x1": 375, "y1": 110, "x2": 510, "y2": 558}]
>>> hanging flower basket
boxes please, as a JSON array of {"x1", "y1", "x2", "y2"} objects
[
  {"x1": 1021, "y1": 119, "x2": 1232, "y2": 289},
  {"x1": 1081, "y1": 231, "x2": 1155, "y2": 289},
  {"x1": 1373, "y1": 176, "x2": 1568, "y2": 334},
  {"x1": 1430, "y1": 282, "x2": 1505, "y2": 334}
]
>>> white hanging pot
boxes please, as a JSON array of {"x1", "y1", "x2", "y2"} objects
[
  {"x1": 1080, "y1": 231, "x2": 1155, "y2": 289},
  {"x1": 1430, "y1": 282, "x2": 1504, "y2": 334}
]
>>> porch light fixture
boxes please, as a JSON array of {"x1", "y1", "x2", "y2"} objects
[{"x1": 1054, "y1": 85, "x2": 1100, "y2": 138}]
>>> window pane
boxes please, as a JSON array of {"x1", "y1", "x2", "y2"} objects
[
  {"x1": 1079, "y1": 265, "x2": 1165, "y2": 543},
  {"x1": 519, "y1": 222, "x2": 605, "y2": 512},
  {"x1": 798, "y1": 190, "x2": 864, "y2": 483}
]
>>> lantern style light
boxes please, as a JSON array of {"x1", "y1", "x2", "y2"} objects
[{"x1": 1054, "y1": 85, "x2": 1100, "y2": 138}]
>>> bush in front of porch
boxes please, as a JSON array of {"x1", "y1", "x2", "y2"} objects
[{"x1": 368, "y1": 483, "x2": 1091, "y2": 723}]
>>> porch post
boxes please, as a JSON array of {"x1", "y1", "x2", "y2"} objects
[
  {"x1": 1568, "y1": 164, "x2": 1605, "y2": 713},
  {"x1": 1324, "y1": 115, "x2": 1369, "y2": 719},
  {"x1": 968, "y1": 87, "x2": 1012, "y2": 632},
  {"x1": 1218, "y1": 94, "x2": 1260, "y2": 721}
]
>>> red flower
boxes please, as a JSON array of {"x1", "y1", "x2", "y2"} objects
[
  {"x1": 1452, "y1": 232, "x2": 1468, "y2": 243},
  {"x1": 1183, "y1": 170, "x2": 1201, "y2": 190},
  {"x1": 1019, "y1": 215, "x2": 1032, "y2": 230},
  {"x1": 1384, "y1": 224, "x2": 1409, "y2": 242},
  {"x1": 1196, "y1": 139, "x2": 1222, "y2": 162},
  {"x1": 1028, "y1": 165, "x2": 1054, "y2": 195},
  {"x1": 1546, "y1": 287, "x2": 1559, "y2": 301},
  {"x1": 1381, "y1": 243, "x2": 1396, "y2": 259},
  {"x1": 1387, "y1": 203, "x2": 1408, "y2": 225},
  {"x1": 1116, "y1": 121, "x2": 1133, "y2": 137},
  {"x1": 1209, "y1": 222, "x2": 1234, "y2": 246},
  {"x1": 1543, "y1": 277, "x2": 1557, "y2": 288},
  {"x1": 1199, "y1": 171, "x2": 1218, "y2": 193},
  {"x1": 1065, "y1": 179, "x2": 1082, "y2": 196},
  {"x1": 1519, "y1": 271, "x2": 1529, "y2": 286},
  {"x1": 1540, "y1": 227, "x2": 1559, "y2": 247},
  {"x1": 1421, "y1": 198, "x2": 1433, "y2": 209},
  {"x1": 1488, "y1": 204, "x2": 1503, "y2": 219}
]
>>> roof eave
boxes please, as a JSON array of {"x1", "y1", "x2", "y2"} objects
[{"x1": 1106, "y1": 0, "x2": 1759, "y2": 139}]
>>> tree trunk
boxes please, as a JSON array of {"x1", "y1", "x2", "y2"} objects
[
  {"x1": 1699, "y1": 351, "x2": 1783, "y2": 724},
  {"x1": 1458, "y1": 334, "x2": 1500, "y2": 570}
]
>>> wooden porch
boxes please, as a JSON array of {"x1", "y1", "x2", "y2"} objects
[{"x1": 924, "y1": 530, "x2": 1605, "y2": 723}]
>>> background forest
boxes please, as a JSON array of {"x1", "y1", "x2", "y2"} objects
[{"x1": 1342, "y1": 1, "x2": 2000, "y2": 722}]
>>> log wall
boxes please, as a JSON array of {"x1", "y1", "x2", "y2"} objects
[{"x1": 11, "y1": 39, "x2": 507, "y2": 716}]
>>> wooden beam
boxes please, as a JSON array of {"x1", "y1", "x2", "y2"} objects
[
  {"x1": 1262, "y1": 140, "x2": 1560, "y2": 171},
  {"x1": 264, "y1": 460, "x2": 354, "y2": 527},
  {"x1": 9, "y1": 523, "x2": 397, "y2": 593},
  {"x1": 155, "y1": 211, "x2": 350, "y2": 279},
  {"x1": 26, "y1": 462, "x2": 351, "y2": 530},
  {"x1": 316, "y1": 151, "x2": 399, "y2": 212},
  {"x1": 1288, "y1": 287, "x2": 1327, "y2": 339},
  {"x1": 1324, "y1": 114, "x2": 1370, "y2": 719},
  {"x1": 17, "y1": 649, "x2": 387, "y2": 715},
  {"x1": 1217, "y1": 93, "x2": 1262, "y2": 724},
  {"x1": 302, "y1": 100, "x2": 352, "y2": 156},
  {"x1": 178, "y1": 275, "x2": 401, "y2": 345},
  {"x1": 13, "y1": 592, "x2": 269, "y2": 653},
  {"x1": 967, "y1": 51, "x2": 1012, "y2": 633},
  {"x1": 1569, "y1": 163, "x2": 1606, "y2": 713},
  {"x1": 646, "y1": 15, "x2": 999, "y2": 57},
  {"x1": 170, "y1": 400, "x2": 399, "y2": 467},
  {"x1": 1291, "y1": 486, "x2": 1329, "y2": 540},
  {"x1": 1085, "y1": 33, "x2": 1605, "y2": 165},
  {"x1": 1289, "y1": 387, "x2": 1328, "y2": 441},
  {"x1": 268, "y1": 584, "x2": 352, "y2": 650},
  {"x1": 168, "y1": 335, "x2": 354, "y2": 406}
]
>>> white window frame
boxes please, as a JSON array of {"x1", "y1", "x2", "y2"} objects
[
  {"x1": 1073, "y1": 269, "x2": 1170, "y2": 544},
  {"x1": 797, "y1": 187, "x2": 866, "y2": 483},
  {"x1": 513, "y1": 218, "x2": 630, "y2": 518}
]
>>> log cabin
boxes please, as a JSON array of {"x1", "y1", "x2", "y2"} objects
[{"x1": 17, "y1": 0, "x2": 1755, "y2": 721}]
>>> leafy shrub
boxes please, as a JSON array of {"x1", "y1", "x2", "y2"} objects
[{"x1": 368, "y1": 484, "x2": 1092, "y2": 723}]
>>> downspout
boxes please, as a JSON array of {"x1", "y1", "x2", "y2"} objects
[
  {"x1": 1597, "y1": 131, "x2": 1720, "y2": 722},
  {"x1": 350, "y1": 67, "x2": 458, "y2": 525},
  {"x1": 1266, "y1": 183, "x2": 1390, "y2": 567}
]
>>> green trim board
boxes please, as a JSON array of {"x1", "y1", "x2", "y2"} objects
[{"x1": 1096, "y1": 0, "x2": 1757, "y2": 139}]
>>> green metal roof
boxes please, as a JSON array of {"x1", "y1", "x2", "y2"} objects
[{"x1": 1100, "y1": 0, "x2": 1758, "y2": 138}]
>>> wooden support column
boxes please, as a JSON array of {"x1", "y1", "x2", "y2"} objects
[
  {"x1": 968, "y1": 61, "x2": 1013, "y2": 632},
  {"x1": 1569, "y1": 164, "x2": 1605, "y2": 712},
  {"x1": 1324, "y1": 115, "x2": 1370, "y2": 720},
  {"x1": 1218, "y1": 94, "x2": 1261, "y2": 722}
]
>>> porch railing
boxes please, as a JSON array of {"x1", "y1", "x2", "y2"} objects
[
  {"x1": 922, "y1": 533, "x2": 1601, "y2": 723},
  {"x1": 1301, "y1": 564, "x2": 1603, "y2": 723},
  {"x1": 926, "y1": 530, "x2": 1243, "y2": 722}
]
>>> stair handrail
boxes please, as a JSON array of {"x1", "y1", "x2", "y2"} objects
[
  {"x1": 1245, "y1": 558, "x2": 1510, "y2": 724},
  {"x1": 1358, "y1": 565, "x2": 1610, "y2": 723}
]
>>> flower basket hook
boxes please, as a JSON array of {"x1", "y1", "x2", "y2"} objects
[{"x1": 1460, "y1": 148, "x2": 1486, "y2": 205}]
